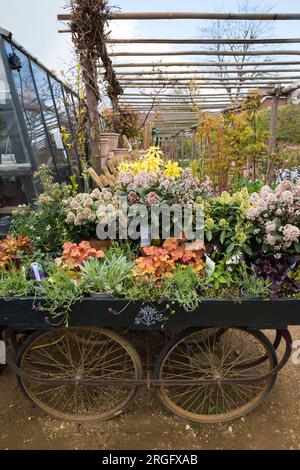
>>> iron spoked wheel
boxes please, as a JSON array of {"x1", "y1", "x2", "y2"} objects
[
  {"x1": 154, "y1": 327, "x2": 278, "y2": 424},
  {"x1": 16, "y1": 327, "x2": 143, "y2": 422}
]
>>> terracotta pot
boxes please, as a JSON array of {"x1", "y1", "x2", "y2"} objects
[
  {"x1": 113, "y1": 149, "x2": 129, "y2": 160},
  {"x1": 100, "y1": 138, "x2": 110, "y2": 158},
  {"x1": 107, "y1": 151, "x2": 115, "y2": 161},
  {"x1": 100, "y1": 133, "x2": 120, "y2": 152}
]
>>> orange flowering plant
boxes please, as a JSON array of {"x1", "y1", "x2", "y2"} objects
[
  {"x1": 55, "y1": 241, "x2": 104, "y2": 271},
  {"x1": 0, "y1": 236, "x2": 33, "y2": 270},
  {"x1": 133, "y1": 238, "x2": 205, "y2": 282}
]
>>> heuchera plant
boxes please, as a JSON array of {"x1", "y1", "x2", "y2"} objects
[
  {"x1": 133, "y1": 238, "x2": 205, "y2": 282},
  {"x1": 55, "y1": 241, "x2": 104, "y2": 270},
  {"x1": 0, "y1": 236, "x2": 33, "y2": 270}
]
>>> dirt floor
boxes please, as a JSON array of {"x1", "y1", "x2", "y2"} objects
[{"x1": 0, "y1": 327, "x2": 300, "y2": 451}]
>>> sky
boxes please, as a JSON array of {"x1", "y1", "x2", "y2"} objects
[{"x1": 1, "y1": 0, "x2": 300, "y2": 75}]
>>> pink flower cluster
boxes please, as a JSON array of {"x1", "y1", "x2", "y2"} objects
[
  {"x1": 247, "y1": 179, "x2": 300, "y2": 253},
  {"x1": 119, "y1": 167, "x2": 213, "y2": 207}
]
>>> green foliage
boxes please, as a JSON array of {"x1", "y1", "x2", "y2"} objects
[
  {"x1": 163, "y1": 266, "x2": 202, "y2": 312},
  {"x1": 80, "y1": 255, "x2": 135, "y2": 295},
  {"x1": 196, "y1": 95, "x2": 269, "y2": 191},
  {"x1": 258, "y1": 103, "x2": 300, "y2": 144},
  {"x1": 203, "y1": 189, "x2": 253, "y2": 258},
  {"x1": 237, "y1": 263, "x2": 271, "y2": 298},
  {"x1": 123, "y1": 276, "x2": 163, "y2": 302},
  {"x1": 231, "y1": 176, "x2": 264, "y2": 194},
  {"x1": 205, "y1": 262, "x2": 236, "y2": 291},
  {"x1": 107, "y1": 240, "x2": 140, "y2": 262},
  {"x1": 10, "y1": 166, "x2": 75, "y2": 252},
  {"x1": 0, "y1": 267, "x2": 34, "y2": 298},
  {"x1": 35, "y1": 266, "x2": 84, "y2": 321}
]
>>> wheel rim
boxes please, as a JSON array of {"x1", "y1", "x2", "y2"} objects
[
  {"x1": 157, "y1": 328, "x2": 277, "y2": 424},
  {"x1": 18, "y1": 327, "x2": 143, "y2": 422}
]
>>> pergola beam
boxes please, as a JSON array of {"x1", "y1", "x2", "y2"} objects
[
  {"x1": 121, "y1": 94, "x2": 249, "y2": 97},
  {"x1": 107, "y1": 38, "x2": 300, "y2": 45},
  {"x1": 115, "y1": 69, "x2": 300, "y2": 75},
  {"x1": 121, "y1": 82, "x2": 289, "y2": 87},
  {"x1": 58, "y1": 12, "x2": 300, "y2": 21},
  {"x1": 110, "y1": 50, "x2": 300, "y2": 57},
  {"x1": 112, "y1": 61, "x2": 300, "y2": 68},
  {"x1": 122, "y1": 85, "x2": 276, "y2": 89},
  {"x1": 118, "y1": 76, "x2": 300, "y2": 82}
]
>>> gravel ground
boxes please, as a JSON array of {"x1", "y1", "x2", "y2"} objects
[{"x1": 0, "y1": 327, "x2": 300, "y2": 451}]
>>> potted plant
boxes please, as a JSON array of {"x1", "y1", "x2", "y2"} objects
[{"x1": 80, "y1": 255, "x2": 135, "y2": 298}]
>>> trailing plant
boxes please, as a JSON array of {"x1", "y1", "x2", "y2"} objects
[
  {"x1": 0, "y1": 267, "x2": 34, "y2": 298},
  {"x1": 35, "y1": 266, "x2": 84, "y2": 323},
  {"x1": 122, "y1": 276, "x2": 164, "y2": 302},
  {"x1": 162, "y1": 266, "x2": 202, "y2": 312}
]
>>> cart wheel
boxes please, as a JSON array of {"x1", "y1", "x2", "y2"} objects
[
  {"x1": 154, "y1": 327, "x2": 277, "y2": 424},
  {"x1": 16, "y1": 327, "x2": 143, "y2": 422}
]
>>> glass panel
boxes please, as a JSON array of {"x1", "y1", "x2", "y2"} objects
[
  {"x1": 4, "y1": 41, "x2": 56, "y2": 172},
  {"x1": 0, "y1": 46, "x2": 30, "y2": 170},
  {"x1": 50, "y1": 78, "x2": 80, "y2": 174},
  {"x1": 30, "y1": 62, "x2": 70, "y2": 181}
]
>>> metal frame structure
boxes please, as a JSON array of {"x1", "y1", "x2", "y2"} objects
[
  {"x1": 0, "y1": 27, "x2": 81, "y2": 208},
  {"x1": 58, "y1": 7, "x2": 300, "y2": 149}
]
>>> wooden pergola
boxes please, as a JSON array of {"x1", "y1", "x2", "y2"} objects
[{"x1": 58, "y1": 4, "x2": 300, "y2": 162}]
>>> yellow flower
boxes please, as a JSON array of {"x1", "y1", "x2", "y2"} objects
[
  {"x1": 164, "y1": 161, "x2": 183, "y2": 179},
  {"x1": 146, "y1": 146, "x2": 163, "y2": 159},
  {"x1": 144, "y1": 155, "x2": 163, "y2": 173},
  {"x1": 118, "y1": 161, "x2": 133, "y2": 173}
]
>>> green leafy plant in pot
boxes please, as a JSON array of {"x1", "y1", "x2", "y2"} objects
[{"x1": 80, "y1": 255, "x2": 135, "y2": 298}]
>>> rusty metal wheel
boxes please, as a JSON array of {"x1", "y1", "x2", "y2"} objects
[
  {"x1": 16, "y1": 327, "x2": 143, "y2": 422},
  {"x1": 154, "y1": 327, "x2": 277, "y2": 424}
]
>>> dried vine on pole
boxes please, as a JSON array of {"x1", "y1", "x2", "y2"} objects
[{"x1": 65, "y1": 0, "x2": 123, "y2": 169}]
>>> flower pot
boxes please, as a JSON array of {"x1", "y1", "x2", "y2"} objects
[
  {"x1": 100, "y1": 133, "x2": 120, "y2": 152},
  {"x1": 88, "y1": 291, "x2": 114, "y2": 299},
  {"x1": 100, "y1": 138, "x2": 110, "y2": 159},
  {"x1": 113, "y1": 149, "x2": 129, "y2": 161}
]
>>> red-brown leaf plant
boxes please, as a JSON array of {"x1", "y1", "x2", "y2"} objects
[
  {"x1": 133, "y1": 238, "x2": 205, "y2": 283},
  {"x1": 0, "y1": 236, "x2": 33, "y2": 270},
  {"x1": 55, "y1": 241, "x2": 105, "y2": 270}
]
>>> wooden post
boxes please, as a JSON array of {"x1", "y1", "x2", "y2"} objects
[
  {"x1": 267, "y1": 85, "x2": 282, "y2": 183},
  {"x1": 79, "y1": 51, "x2": 102, "y2": 172}
]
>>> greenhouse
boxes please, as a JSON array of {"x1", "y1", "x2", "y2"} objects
[{"x1": 0, "y1": 26, "x2": 80, "y2": 217}]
